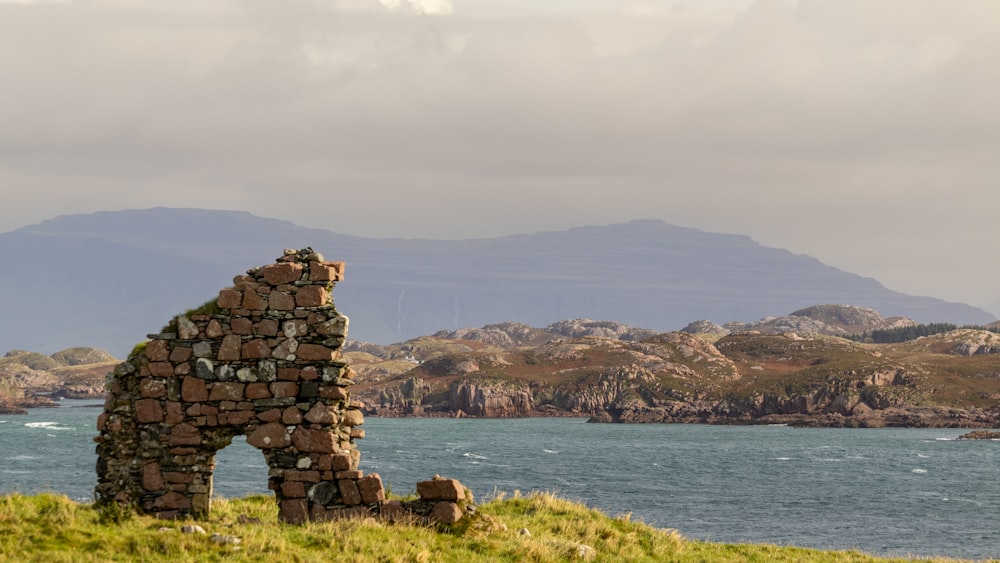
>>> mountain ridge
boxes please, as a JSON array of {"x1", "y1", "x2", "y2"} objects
[{"x1": 0, "y1": 207, "x2": 992, "y2": 356}]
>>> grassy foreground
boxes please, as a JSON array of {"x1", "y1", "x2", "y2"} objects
[{"x1": 0, "y1": 492, "x2": 975, "y2": 563}]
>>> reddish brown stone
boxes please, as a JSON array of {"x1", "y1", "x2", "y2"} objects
[
  {"x1": 245, "y1": 383, "x2": 270, "y2": 400},
  {"x1": 181, "y1": 377, "x2": 209, "y2": 402},
  {"x1": 148, "y1": 362, "x2": 174, "y2": 377},
  {"x1": 142, "y1": 462, "x2": 164, "y2": 491},
  {"x1": 165, "y1": 401, "x2": 185, "y2": 424},
  {"x1": 259, "y1": 262, "x2": 304, "y2": 285},
  {"x1": 295, "y1": 285, "x2": 328, "y2": 307},
  {"x1": 430, "y1": 501, "x2": 463, "y2": 524},
  {"x1": 174, "y1": 363, "x2": 191, "y2": 376},
  {"x1": 163, "y1": 471, "x2": 195, "y2": 484},
  {"x1": 272, "y1": 339, "x2": 298, "y2": 361},
  {"x1": 319, "y1": 385, "x2": 347, "y2": 400},
  {"x1": 219, "y1": 400, "x2": 237, "y2": 411},
  {"x1": 300, "y1": 366, "x2": 319, "y2": 381},
  {"x1": 241, "y1": 339, "x2": 270, "y2": 359},
  {"x1": 282, "y1": 319, "x2": 308, "y2": 338},
  {"x1": 278, "y1": 368, "x2": 301, "y2": 381},
  {"x1": 281, "y1": 481, "x2": 306, "y2": 498},
  {"x1": 271, "y1": 382, "x2": 299, "y2": 398},
  {"x1": 169, "y1": 346, "x2": 193, "y2": 363},
  {"x1": 209, "y1": 382, "x2": 246, "y2": 401},
  {"x1": 310, "y1": 504, "x2": 330, "y2": 522},
  {"x1": 297, "y1": 344, "x2": 335, "y2": 361},
  {"x1": 304, "y1": 403, "x2": 336, "y2": 424},
  {"x1": 242, "y1": 290, "x2": 267, "y2": 311},
  {"x1": 144, "y1": 339, "x2": 169, "y2": 361},
  {"x1": 279, "y1": 499, "x2": 309, "y2": 524},
  {"x1": 335, "y1": 470, "x2": 363, "y2": 480},
  {"x1": 246, "y1": 422, "x2": 290, "y2": 449},
  {"x1": 358, "y1": 474, "x2": 385, "y2": 504},
  {"x1": 350, "y1": 428, "x2": 366, "y2": 440},
  {"x1": 285, "y1": 470, "x2": 321, "y2": 483},
  {"x1": 332, "y1": 454, "x2": 353, "y2": 471},
  {"x1": 217, "y1": 289, "x2": 243, "y2": 309},
  {"x1": 219, "y1": 411, "x2": 254, "y2": 426},
  {"x1": 281, "y1": 407, "x2": 303, "y2": 425},
  {"x1": 316, "y1": 454, "x2": 333, "y2": 471},
  {"x1": 341, "y1": 409, "x2": 364, "y2": 427},
  {"x1": 217, "y1": 334, "x2": 242, "y2": 361},
  {"x1": 205, "y1": 319, "x2": 225, "y2": 338},
  {"x1": 257, "y1": 408, "x2": 282, "y2": 422},
  {"x1": 417, "y1": 478, "x2": 466, "y2": 501},
  {"x1": 200, "y1": 404, "x2": 219, "y2": 416},
  {"x1": 153, "y1": 491, "x2": 192, "y2": 511},
  {"x1": 309, "y1": 261, "x2": 344, "y2": 281},
  {"x1": 139, "y1": 378, "x2": 167, "y2": 399},
  {"x1": 230, "y1": 317, "x2": 253, "y2": 335},
  {"x1": 292, "y1": 427, "x2": 337, "y2": 454},
  {"x1": 339, "y1": 479, "x2": 362, "y2": 505},
  {"x1": 327, "y1": 506, "x2": 369, "y2": 520},
  {"x1": 255, "y1": 318, "x2": 279, "y2": 336},
  {"x1": 135, "y1": 398, "x2": 164, "y2": 423},
  {"x1": 269, "y1": 291, "x2": 295, "y2": 311},
  {"x1": 169, "y1": 423, "x2": 201, "y2": 446}
]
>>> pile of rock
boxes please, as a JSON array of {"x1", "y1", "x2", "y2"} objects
[{"x1": 94, "y1": 248, "x2": 470, "y2": 525}]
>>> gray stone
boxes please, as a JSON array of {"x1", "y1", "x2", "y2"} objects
[
  {"x1": 192, "y1": 341, "x2": 213, "y2": 358},
  {"x1": 195, "y1": 358, "x2": 214, "y2": 378}
]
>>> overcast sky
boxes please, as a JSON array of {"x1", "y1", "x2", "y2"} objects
[{"x1": 2, "y1": 0, "x2": 998, "y2": 315}]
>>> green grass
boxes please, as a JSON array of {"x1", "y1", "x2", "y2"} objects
[{"x1": 0, "y1": 492, "x2": 979, "y2": 562}]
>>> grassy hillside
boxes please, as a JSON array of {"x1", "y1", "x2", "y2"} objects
[{"x1": 0, "y1": 492, "x2": 968, "y2": 563}]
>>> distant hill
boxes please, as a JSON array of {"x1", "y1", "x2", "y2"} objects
[{"x1": 0, "y1": 207, "x2": 993, "y2": 356}]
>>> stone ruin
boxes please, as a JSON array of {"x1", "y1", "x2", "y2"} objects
[{"x1": 95, "y1": 248, "x2": 468, "y2": 524}]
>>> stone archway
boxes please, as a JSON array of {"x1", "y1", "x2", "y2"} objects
[{"x1": 94, "y1": 248, "x2": 384, "y2": 523}]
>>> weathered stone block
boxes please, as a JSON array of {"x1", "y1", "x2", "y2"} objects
[
  {"x1": 246, "y1": 422, "x2": 291, "y2": 449},
  {"x1": 239, "y1": 339, "x2": 268, "y2": 360},
  {"x1": 430, "y1": 501, "x2": 463, "y2": 524},
  {"x1": 259, "y1": 262, "x2": 304, "y2": 285},
  {"x1": 139, "y1": 378, "x2": 167, "y2": 399},
  {"x1": 153, "y1": 492, "x2": 192, "y2": 511},
  {"x1": 245, "y1": 383, "x2": 270, "y2": 400},
  {"x1": 181, "y1": 377, "x2": 209, "y2": 402},
  {"x1": 296, "y1": 285, "x2": 328, "y2": 307},
  {"x1": 339, "y1": 479, "x2": 362, "y2": 505},
  {"x1": 417, "y1": 478, "x2": 466, "y2": 501},
  {"x1": 217, "y1": 334, "x2": 242, "y2": 361},
  {"x1": 297, "y1": 344, "x2": 335, "y2": 361},
  {"x1": 292, "y1": 427, "x2": 337, "y2": 454},
  {"x1": 242, "y1": 290, "x2": 268, "y2": 311},
  {"x1": 145, "y1": 340, "x2": 169, "y2": 361},
  {"x1": 135, "y1": 398, "x2": 164, "y2": 423},
  {"x1": 316, "y1": 315, "x2": 349, "y2": 337},
  {"x1": 209, "y1": 382, "x2": 246, "y2": 401},
  {"x1": 148, "y1": 362, "x2": 174, "y2": 377},
  {"x1": 205, "y1": 319, "x2": 224, "y2": 339},
  {"x1": 304, "y1": 403, "x2": 336, "y2": 424},
  {"x1": 169, "y1": 423, "x2": 202, "y2": 446},
  {"x1": 169, "y1": 346, "x2": 193, "y2": 363},
  {"x1": 341, "y1": 409, "x2": 364, "y2": 427},
  {"x1": 269, "y1": 291, "x2": 295, "y2": 311},
  {"x1": 255, "y1": 319, "x2": 279, "y2": 336},
  {"x1": 358, "y1": 474, "x2": 385, "y2": 504},
  {"x1": 142, "y1": 462, "x2": 164, "y2": 491},
  {"x1": 272, "y1": 338, "x2": 298, "y2": 361},
  {"x1": 281, "y1": 406, "x2": 303, "y2": 424},
  {"x1": 281, "y1": 481, "x2": 306, "y2": 499},
  {"x1": 309, "y1": 261, "x2": 344, "y2": 281},
  {"x1": 231, "y1": 317, "x2": 253, "y2": 335},
  {"x1": 217, "y1": 289, "x2": 243, "y2": 310}
]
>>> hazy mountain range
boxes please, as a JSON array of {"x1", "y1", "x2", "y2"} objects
[{"x1": 0, "y1": 207, "x2": 993, "y2": 357}]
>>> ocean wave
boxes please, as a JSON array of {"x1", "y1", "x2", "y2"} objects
[
  {"x1": 463, "y1": 452, "x2": 488, "y2": 460},
  {"x1": 774, "y1": 457, "x2": 792, "y2": 461},
  {"x1": 912, "y1": 468, "x2": 927, "y2": 474},
  {"x1": 542, "y1": 449, "x2": 559, "y2": 454},
  {"x1": 25, "y1": 422, "x2": 73, "y2": 431}
]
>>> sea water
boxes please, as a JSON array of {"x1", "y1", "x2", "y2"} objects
[{"x1": 2, "y1": 400, "x2": 999, "y2": 560}]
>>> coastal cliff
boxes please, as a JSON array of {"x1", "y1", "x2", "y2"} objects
[
  {"x1": 349, "y1": 309, "x2": 1000, "y2": 427},
  {"x1": 0, "y1": 348, "x2": 115, "y2": 412}
]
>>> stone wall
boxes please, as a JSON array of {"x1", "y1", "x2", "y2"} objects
[{"x1": 94, "y1": 248, "x2": 467, "y2": 524}]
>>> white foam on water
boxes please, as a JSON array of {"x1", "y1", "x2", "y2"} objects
[
  {"x1": 774, "y1": 457, "x2": 792, "y2": 461},
  {"x1": 917, "y1": 454, "x2": 930, "y2": 458},
  {"x1": 543, "y1": 449, "x2": 559, "y2": 454},
  {"x1": 14, "y1": 455, "x2": 36, "y2": 461},
  {"x1": 912, "y1": 468, "x2": 927, "y2": 474},
  {"x1": 463, "y1": 452, "x2": 488, "y2": 460},
  {"x1": 25, "y1": 422, "x2": 72, "y2": 431}
]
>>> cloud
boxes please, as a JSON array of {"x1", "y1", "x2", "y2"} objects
[{"x1": 0, "y1": 0, "x2": 999, "y2": 311}]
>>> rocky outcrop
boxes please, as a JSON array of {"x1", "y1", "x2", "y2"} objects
[
  {"x1": 449, "y1": 380, "x2": 534, "y2": 417},
  {"x1": 0, "y1": 347, "x2": 118, "y2": 409},
  {"x1": 546, "y1": 319, "x2": 657, "y2": 342},
  {"x1": 724, "y1": 305, "x2": 917, "y2": 337}
]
